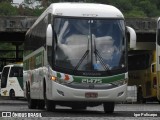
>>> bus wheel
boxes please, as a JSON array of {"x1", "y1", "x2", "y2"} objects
[
  {"x1": 26, "y1": 83, "x2": 29, "y2": 100},
  {"x1": 103, "y1": 102, "x2": 115, "y2": 113},
  {"x1": 142, "y1": 98, "x2": 146, "y2": 103},
  {"x1": 44, "y1": 93, "x2": 55, "y2": 111},
  {"x1": 37, "y1": 100, "x2": 45, "y2": 109},
  {"x1": 137, "y1": 85, "x2": 144, "y2": 103},
  {"x1": 27, "y1": 85, "x2": 37, "y2": 109},
  {"x1": 43, "y1": 80, "x2": 55, "y2": 111},
  {"x1": 28, "y1": 97, "x2": 37, "y2": 109},
  {"x1": 9, "y1": 89, "x2": 15, "y2": 100},
  {"x1": 72, "y1": 106, "x2": 87, "y2": 110}
]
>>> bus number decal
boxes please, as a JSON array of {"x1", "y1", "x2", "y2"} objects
[{"x1": 82, "y1": 79, "x2": 102, "y2": 83}]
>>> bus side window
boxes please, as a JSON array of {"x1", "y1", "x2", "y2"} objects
[
  {"x1": 152, "y1": 64, "x2": 154, "y2": 73},
  {"x1": 157, "y1": 22, "x2": 160, "y2": 45},
  {"x1": 151, "y1": 63, "x2": 155, "y2": 73},
  {"x1": 1, "y1": 67, "x2": 10, "y2": 88},
  {"x1": 158, "y1": 29, "x2": 160, "y2": 45}
]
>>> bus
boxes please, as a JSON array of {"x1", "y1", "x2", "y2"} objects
[
  {"x1": 0, "y1": 72, "x2": 1, "y2": 96},
  {"x1": 128, "y1": 50, "x2": 157, "y2": 102},
  {"x1": 0, "y1": 64, "x2": 23, "y2": 99},
  {"x1": 156, "y1": 17, "x2": 160, "y2": 102},
  {"x1": 23, "y1": 3, "x2": 136, "y2": 113}
]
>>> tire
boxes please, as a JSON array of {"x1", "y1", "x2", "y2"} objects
[
  {"x1": 9, "y1": 89, "x2": 15, "y2": 100},
  {"x1": 43, "y1": 80, "x2": 55, "y2": 111},
  {"x1": 103, "y1": 102, "x2": 115, "y2": 113},
  {"x1": 142, "y1": 98, "x2": 146, "y2": 103},
  {"x1": 26, "y1": 83, "x2": 29, "y2": 100},
  {"x1": 37, "y1": 100, "x2": 45, "y2": 109},
  {"x1": 45, "y1": 100, "x2": 55, "y2": 111},
  {"x1": 137, "y1": 86, "x2": 145, "y2": 103},
  {"x1": 27, "y1": 84, "x2": 37, "y2": 109},
  {"x1": 28, "y1": 97, "x2": 37, "y2": 109},
  {"x1": 44, "y1": 92, "x2": 55, "y2": 111},
  {"x1": 72, "y1": 106, "x2": 87, "y2": 110}
]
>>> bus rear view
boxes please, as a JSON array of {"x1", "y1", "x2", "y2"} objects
[{"x1": 24, "y1": 3, "x2": 136, "y2": 113}]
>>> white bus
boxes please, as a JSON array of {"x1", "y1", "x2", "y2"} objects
[
  {"x1": 156, "y1": 17, "x2": 160, "y2": 102},
  {"x1": 23, "y1": 3, "x2": 136, "y2": 113},
  {"x1": 1, "y1": 64, "x2": 23, "y2": 99},
  {"x1": 0, "y1": 72, "x2": 1, "y2": 96}
]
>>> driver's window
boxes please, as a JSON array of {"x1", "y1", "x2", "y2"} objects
[{"x1": 1, "y1": 67, "x2": 9, "y2": 88}]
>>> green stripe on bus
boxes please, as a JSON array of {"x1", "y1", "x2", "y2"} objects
[
  {"x1": 57, "y1": 73, "x2": 61, "y2": 78},
  {"x1": 73, "y1": 74, "x2": 125, "y2": 83},
  {"x1": 55, "y1": 72, "x2": 125, "y2": 83}
]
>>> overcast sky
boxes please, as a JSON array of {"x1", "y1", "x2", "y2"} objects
[{"x1": 13, "y1": 0, "x2": 24, "y2": 4}]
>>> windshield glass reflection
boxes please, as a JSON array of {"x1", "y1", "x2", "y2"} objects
[{"x1": 54, "y1": 18, "x2": 126, "y2": 71}]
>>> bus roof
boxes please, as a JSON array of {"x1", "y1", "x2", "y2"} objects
[
  {"x1": 4, "y1": 64, "x2": 23, "y2": 68},
  {"x1": 50, "y1": 3, "x2": 124, "y2": 18},
  {"x1": 27, "y1": 3, "x2": 124, "y2": 34}
]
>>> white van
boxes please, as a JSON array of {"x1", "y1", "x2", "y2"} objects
[{"x1": 0, "y1": 64, "x2": 23, "y2": 99}]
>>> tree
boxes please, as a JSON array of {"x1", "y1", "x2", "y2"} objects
[
  {"x1": 0, "y1": 0, "x2": 13, "y2": 2},
  {"x1": 0, "y1": 2, "x2": 18, "y2": 16}
]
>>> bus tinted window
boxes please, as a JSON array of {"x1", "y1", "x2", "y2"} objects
[
  {"x1": 1, "y1": 67, "x2": 9, "y2": 88},
  {"x1": 128, "y1": 54, "x2": 150, "y2": 70},
  {"x1": 158, "y1": 21, "x2": 160, "y2": 45}
]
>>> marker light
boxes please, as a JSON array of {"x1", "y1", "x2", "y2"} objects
[
  {"x1": 50, "y1": 74, "x2": 72, "y2": 84},
  {"x1": 51, "y1": 76, "x2": 57, "y2": 81}
]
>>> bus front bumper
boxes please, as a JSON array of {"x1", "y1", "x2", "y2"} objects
[{"x1": 50, "y1": 82, "x2": 127, "y2": 102}]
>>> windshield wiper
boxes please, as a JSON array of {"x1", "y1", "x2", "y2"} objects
[
  {"x1": 73, "y1": 50, "x2": 89, "y2": 71},
  {"x1": 93, "y1": 35, "x2": 110, "y2": 71},
  {"x1": 94, "y1": 49, "x2": 110, "y2": 71},
  {"x1": 73, "y1": 37, "x2": 90, "y2": 72}
]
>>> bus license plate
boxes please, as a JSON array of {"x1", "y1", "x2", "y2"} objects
[{"x1": 85, "y1": 92, "x2": 98, "y2": 98}]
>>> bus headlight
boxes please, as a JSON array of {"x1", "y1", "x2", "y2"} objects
[
  {"x1": 50, "y1": 76, "x2": 72, "y2": 84},
  {"x1": 111, "y1": 79, "x2": 128, "y2": 86}
]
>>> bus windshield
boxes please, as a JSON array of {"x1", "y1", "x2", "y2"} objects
[
  {"x1": 9, "y1": 67, "x2": 23, "y2": 77},
  {"x1": 54, "y1": 17, "x2": 126, "y2": 71}
]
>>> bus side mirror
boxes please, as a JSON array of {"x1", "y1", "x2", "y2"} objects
[
  {"x1": 127, "y1": 26, "x2": 136, "y2": 49},
  {"x1": 46, "y1": 24, "x2": 53, "y2": 46}
]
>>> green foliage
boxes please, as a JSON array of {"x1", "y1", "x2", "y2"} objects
[
  {"x1": 0, "y1": 1, "x2": 45, "y2": 16},
  {"x1": 1, "y1": 0, "x2": 160, "y2": 17},
  {"x1": 118, "y1": 0, "x2": 160, "y2": 17},
  {"x1": 0, "y1": 2, "x2": 18, "y2": 16},
  {"x1": 18, "y1": 7, "x2": 45, "y2": 16},
  {"x1": 0, "y1": 43, "x2": 16, "y2": 58},
  {"x1": 125, "y1": 9, "x2": 147, "y2": 18},
  {"x1": 93, "y1": 0, "x2": 160, "y2": 17},
  {"x1": 31, "y1": 8, "x2": 45, "y2": 16}
]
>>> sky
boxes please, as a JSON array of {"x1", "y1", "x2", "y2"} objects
[{"x1": 13, "y1": 0, "x2": 24, "y2": 4}]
